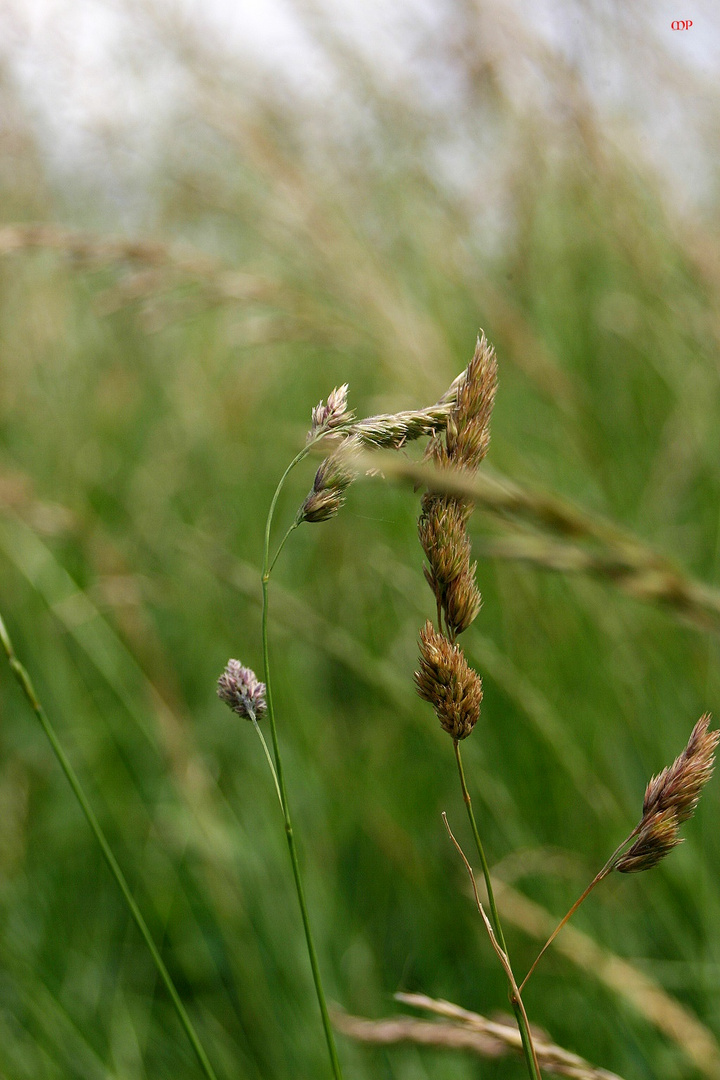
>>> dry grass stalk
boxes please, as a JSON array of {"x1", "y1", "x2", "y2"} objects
[
  {"x1": 441, "y1": 812, "x2": 542, "y2": 1077},
  {"x1": 333, "y1": 996, "x2": 625, "y2": 1080},
  {"x1": 347, "y1": 450, "x2": 720, "y2": 635},
  {"x1": 0, "y1": 222, "x2": 270, "y2": 305},
  {"x1": 474, "y1": 533, "x2": 720, "y2": 634}
]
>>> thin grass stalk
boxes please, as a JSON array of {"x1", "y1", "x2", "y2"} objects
[
  {"x1": 443, "y1": 810, "x2": 542, "y2": 1080},
  {"x1": 453, "y1": 741, "x2": 504, "y2": 940},
  {"x1": 0, "y1": 612, "x2": 219, "y2": 1080},
  {"x1": 518, "y1": 838, "x2": 631, "y2": 994},
  {"x1": 251, "y1": 717, "x2": 283, "y2": 807},
  {"x1": 261, "y1": 445, "x2": 345, "y2": 1080},
  {"x1": 452, "y1": 741, "x2": 541, "y2": 1080}
]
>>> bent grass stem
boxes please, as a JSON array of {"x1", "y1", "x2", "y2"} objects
[
  {"x1": 0, "y1": 612, "x2": 219, "y2": 1080},
  {"x1": 251, "y1": 716, "x2": 282, "y2": 807}
]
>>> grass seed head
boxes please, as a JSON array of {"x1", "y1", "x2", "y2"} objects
[
  {"x1": 445, "y1": 334, "x2": 498, "y2": 473},
  {"x1": 418, "y1": 495, "x2": 472, "y2": 588},
  {"x1": 616, "y1": 714, "x2": 718, "y2": 874},
  {"x1": 415, "y1": 620, "x2": 483, "y2": 740},
  {"x1": 642, "y1": 713, "x2": 719, "y2": 824},
  {"x1": 615, "y1": 807, "x2": 682, "y2": 874},
  {"x1": 416, "y1": 337, "x2": 498, "y2": 639}
]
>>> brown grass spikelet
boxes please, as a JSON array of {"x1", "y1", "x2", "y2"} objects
[
  {"x1": 416, "y1": 335, "x2": 498, "y2": 640},
  {"x1": 415, "y1": 620, "x2": 483, "y2": 740},
  {"x1": 641, "y1": 712, "x2": 718, "y2": 824},
  {"x1": 418, "y1": 496, "x2": 472, "y2": 587},
  {"x1": 444, "y1": 568, "x2": 483, "y2": 637},
  {"x1": 614, "y1": 807, "x2": 682, "y2": 874},
  {"x1": 445, "y1": 333, "x2": 498, "y2": 472},
  {"x1": 616, "y1": 714, "x2": 719, "y2": 874}
]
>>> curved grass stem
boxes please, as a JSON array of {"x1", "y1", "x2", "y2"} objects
[
  {"x1": 261, "y1": 444, "x2": 345, "y2": 1080},
  {"x1": 0, "y1": 612, "x2": 219, "y2": 1080},
  {"x1": 251, "y1": 716, "x2": 282, "y2": 807}
]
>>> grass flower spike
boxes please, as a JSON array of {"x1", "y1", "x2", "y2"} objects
[
  {"x1": 521, "y1": 714, "x2": 718, "y2": 989},
  {"x1": 418, "y1": 335, "x2": 497, "y2": 641},
  {"x1": 412, "y1": 338, "x2": 541, "y2": 1080},
  {"x1": 616, "y1": 712, "x2": 718, "y2": 873}
]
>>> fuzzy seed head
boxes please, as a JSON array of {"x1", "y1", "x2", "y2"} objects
[
  {"x1": 616, "y1": 807, "x2": 682, "y2": 874},
  {"x1": 418, "y1": 496, "x2": 472, "y2": 588},
  {"x1": 299, "y1": 487, "x2": 346, "y2": 523},
  {"x1": 445, "y1": 334, "x2": 498, "y2": 473},
  {"x1": 642, "y1": 713, "x2": 719, "y2": 825},
  {"x1": 615, "y1": 714, "x2": 718, "y2": 874},
  {"x1": 415, "y1": 621, "x2": 482, "y2": 740},
  {"x1": 217, "y1": 660, "x2": 267, "y2": 721},
  {"x1": 415, "y1": 337, "x2": 498, "y2": 643}
]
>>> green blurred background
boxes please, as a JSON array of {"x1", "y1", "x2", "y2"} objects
[{"x1": 1, "y1": 2, "x2": 719, "y2": 1077}]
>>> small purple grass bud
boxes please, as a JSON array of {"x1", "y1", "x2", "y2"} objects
[{"x1": 217, "y1": 659, "x2": 267, "y2": 721}]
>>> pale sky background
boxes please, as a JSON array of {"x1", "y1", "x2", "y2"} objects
[{"x1": 1, "y1": 0, "x2": 718, "y2": 223}]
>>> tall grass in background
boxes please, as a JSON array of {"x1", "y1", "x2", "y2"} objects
[{"x1": 0, "y1": 1, "x2": 719, "y2": 1077}]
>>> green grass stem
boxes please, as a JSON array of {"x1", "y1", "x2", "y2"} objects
[
  {"x1": 454, "y1": 739, "x2": 541, "y2": 1080},
  {"x1": 260, "y1": 444, "x2": 346, "y2": 1080},
  {"x1": 0, "y1": 611, "x2": 220, "y2": 1080}
]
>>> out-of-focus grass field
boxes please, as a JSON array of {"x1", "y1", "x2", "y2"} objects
[{"x1": 1, "y1": 3, "x2": 720, "y2": 1077}]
